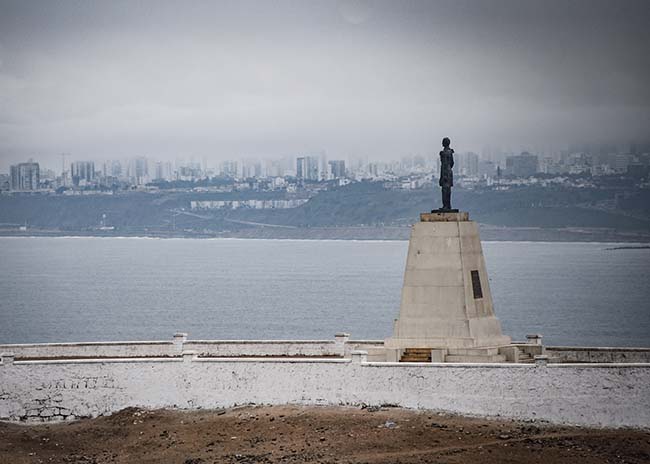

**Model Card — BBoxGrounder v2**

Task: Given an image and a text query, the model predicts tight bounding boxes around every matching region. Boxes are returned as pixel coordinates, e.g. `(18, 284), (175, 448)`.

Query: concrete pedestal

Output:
(385, 212), (510, 358)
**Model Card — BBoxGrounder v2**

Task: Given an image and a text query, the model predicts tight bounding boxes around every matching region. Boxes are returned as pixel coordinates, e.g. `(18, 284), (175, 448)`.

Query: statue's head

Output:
(442, 137), (451, 148)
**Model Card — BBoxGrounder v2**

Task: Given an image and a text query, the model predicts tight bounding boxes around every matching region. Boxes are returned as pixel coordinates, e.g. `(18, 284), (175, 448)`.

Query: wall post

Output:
(534, 354), (549, 367)
(350, 350), (368, 363)
(334, 332), (350, 357)
(173, 332), (188, 353)
(0, 352), (15, 366)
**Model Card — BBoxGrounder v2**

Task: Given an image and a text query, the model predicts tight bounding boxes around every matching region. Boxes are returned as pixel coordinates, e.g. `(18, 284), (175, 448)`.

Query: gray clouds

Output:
(0, 0), (649, 168)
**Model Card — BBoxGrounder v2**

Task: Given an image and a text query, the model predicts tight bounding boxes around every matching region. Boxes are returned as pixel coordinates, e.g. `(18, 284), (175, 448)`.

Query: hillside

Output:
(1, 183), (649, 241)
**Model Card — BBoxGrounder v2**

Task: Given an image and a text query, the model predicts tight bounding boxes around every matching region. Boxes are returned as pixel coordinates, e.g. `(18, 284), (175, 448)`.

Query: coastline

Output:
(1, 225), (649, 243)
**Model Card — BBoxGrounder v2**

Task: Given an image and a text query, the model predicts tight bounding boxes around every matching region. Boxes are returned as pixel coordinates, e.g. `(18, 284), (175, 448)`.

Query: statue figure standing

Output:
(438, 137), (455, 210)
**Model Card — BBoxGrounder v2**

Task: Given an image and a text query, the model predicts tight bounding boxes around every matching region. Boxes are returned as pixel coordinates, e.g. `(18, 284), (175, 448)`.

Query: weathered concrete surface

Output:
(184, 340), (341, 357)
(0, 341), (179, 359)
(547, 346), (650, 363)
(4, 337), (650, 364)
(420, 211), (469, 222)
(386, 212), (510, 351)
(0, 334), (358, 359)
(3, 337), (649, 364)
(1, 355), (648, 428)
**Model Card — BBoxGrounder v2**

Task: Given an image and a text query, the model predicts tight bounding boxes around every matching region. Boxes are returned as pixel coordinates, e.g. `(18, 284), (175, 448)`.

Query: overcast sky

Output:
(1, 0), (649, 169)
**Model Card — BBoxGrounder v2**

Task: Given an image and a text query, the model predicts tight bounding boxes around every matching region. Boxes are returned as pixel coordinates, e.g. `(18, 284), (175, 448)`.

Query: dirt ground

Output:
(1, 405), (649, 464)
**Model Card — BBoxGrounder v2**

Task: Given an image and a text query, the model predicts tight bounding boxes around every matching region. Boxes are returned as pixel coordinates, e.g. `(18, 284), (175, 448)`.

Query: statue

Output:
(438, 137), (455, 211)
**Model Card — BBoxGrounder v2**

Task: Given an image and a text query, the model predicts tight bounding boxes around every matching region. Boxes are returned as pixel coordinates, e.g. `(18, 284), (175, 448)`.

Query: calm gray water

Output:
(0, 237), (649, 347)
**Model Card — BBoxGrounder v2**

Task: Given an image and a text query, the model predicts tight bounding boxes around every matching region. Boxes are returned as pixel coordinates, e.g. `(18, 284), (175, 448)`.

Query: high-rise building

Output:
(478, 160), (496, 178)
(10, 162), (40, 191)
(154, 161), (173, 180)
(71, 161), (95, 186)
(296, 157), (306, 179)
(163, 162), (173, 180)
(110, 160), (122, 178)
(458, 152), (479, 176)
(0, 174), (10, 191)
(240, 159), (262, 179)
(221, 160), (238, 178)
(319, 153), (328, 180)
(296, 156), (319, 180)
(539, 157), (555, 174)
(308, 156), (319, 180)
(155, 162), (164, 181)
(134, 157), (148, 184)
(505, 152), (538, 177)
(328, 160), (346, 179)
(613, 154), (631, 173)
(152, 161), (174, 181)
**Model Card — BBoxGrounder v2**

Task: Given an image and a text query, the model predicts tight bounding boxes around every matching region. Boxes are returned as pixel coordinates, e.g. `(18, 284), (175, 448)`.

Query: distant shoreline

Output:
(0, 225), (649, 243)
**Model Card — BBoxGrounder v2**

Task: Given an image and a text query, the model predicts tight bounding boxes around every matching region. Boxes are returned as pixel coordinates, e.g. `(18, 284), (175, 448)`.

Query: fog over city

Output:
(1, 0), (649, 169)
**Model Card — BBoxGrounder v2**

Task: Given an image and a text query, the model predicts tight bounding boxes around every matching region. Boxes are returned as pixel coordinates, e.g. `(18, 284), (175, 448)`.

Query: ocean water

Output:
(0, 237), (648, 347)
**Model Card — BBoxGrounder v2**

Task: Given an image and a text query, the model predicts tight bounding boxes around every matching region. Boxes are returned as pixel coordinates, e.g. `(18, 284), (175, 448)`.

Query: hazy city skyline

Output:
(1, 0), (649, 170)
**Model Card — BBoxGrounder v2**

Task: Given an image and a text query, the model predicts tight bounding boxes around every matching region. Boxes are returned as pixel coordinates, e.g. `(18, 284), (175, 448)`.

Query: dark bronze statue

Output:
(438, 137), (455, 211)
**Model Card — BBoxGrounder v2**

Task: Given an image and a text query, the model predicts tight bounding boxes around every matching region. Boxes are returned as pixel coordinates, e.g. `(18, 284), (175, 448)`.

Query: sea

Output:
(0, 237), (649, 347)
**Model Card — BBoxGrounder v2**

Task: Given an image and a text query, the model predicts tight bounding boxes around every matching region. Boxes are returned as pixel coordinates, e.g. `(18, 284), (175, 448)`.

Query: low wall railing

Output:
(1, 334), (649, 363)
(0, 333), (386, 361)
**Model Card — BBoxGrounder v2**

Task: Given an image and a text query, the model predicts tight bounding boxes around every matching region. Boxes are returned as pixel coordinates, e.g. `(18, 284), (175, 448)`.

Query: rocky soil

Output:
(1, 405), (649, 463)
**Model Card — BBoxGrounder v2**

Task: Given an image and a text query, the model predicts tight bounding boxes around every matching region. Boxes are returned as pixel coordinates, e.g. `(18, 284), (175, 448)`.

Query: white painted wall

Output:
(1, 354), (648, 428)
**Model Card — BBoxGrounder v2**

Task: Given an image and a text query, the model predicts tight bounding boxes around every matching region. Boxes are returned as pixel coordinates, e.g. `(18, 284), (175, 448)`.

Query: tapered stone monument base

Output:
(385, 212), (510, 361)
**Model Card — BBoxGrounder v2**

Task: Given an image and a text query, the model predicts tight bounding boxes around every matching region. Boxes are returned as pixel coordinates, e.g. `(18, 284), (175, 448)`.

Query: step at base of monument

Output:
(517, 352), (535, 363)
(445, 354), (507, 363)
(399, 347), (508, 363)
(445, 347), (506, 363)
(446, 347), (501, 357)
(400, 348), (431, 363)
